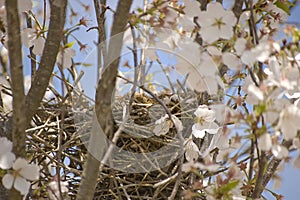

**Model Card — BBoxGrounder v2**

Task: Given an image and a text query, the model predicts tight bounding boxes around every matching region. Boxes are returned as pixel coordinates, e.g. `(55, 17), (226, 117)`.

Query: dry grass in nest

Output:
(1, 82), (210, 199)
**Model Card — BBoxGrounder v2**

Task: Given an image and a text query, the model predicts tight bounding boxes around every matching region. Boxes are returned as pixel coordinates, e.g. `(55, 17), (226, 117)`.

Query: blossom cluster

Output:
(0, 137), (39, 195)
(146, 0), (300, 198)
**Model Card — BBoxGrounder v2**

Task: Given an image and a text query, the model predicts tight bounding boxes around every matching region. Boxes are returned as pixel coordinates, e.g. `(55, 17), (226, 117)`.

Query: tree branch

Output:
(232, 0), (244, 19)
(5, 0), (25, 157)
(25, 0), (67, 123)
(76, 1), (133, 199)
(5, 0), (25, 199)
(251, 152), (267, 199)
(93, 0), (107, 79)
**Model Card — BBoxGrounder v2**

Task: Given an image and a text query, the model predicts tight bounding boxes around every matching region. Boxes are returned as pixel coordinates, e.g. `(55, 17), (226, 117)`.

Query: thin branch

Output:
(251, 151), (267, 199)
(232, 0), (244, 19)
(25, 13), (37, 80)
(93, 0), (107, 80)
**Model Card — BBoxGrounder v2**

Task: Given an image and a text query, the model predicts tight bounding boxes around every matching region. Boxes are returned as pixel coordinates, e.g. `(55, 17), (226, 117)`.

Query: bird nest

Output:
(0, 83), (215, 199)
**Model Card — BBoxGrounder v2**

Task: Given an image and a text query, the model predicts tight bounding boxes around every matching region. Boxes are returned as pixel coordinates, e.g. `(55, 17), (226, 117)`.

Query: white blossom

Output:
(207, 46), (240, 70)
(153, 114), (183, 136)
(235, 38), (279, 66)
(175, 41), (202, 74)
(21, 28), (45, 55)
(0, 137), (15, 169)
(197, 2), (237, 43)
(184, 139), (200, 162)
(179, 0), (201, 32)
(265, 2), (288, 30)
(2, 158), (40, 195)
(57, 48), (76, 69)
(192, 105), (219, 138)
(182, 159), (220, 172)
(258, 133), (272, 152)
(277, 104), (300, 140)
(246, 84), (264, 105)
(271, 145), (288, 159)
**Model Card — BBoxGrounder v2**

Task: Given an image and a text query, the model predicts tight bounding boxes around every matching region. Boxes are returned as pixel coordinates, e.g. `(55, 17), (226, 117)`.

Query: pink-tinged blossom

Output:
(2, 158), (40, 195)
(197, 2), (237, 43)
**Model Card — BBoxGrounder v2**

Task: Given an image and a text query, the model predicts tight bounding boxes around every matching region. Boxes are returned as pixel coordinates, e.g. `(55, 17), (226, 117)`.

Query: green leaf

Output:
(65, 41), (75, 48)
(275, 0), (292, 15)
(82, 63), (93, 67)
(137, 7), (143, 13)
(255, 103), (266, 115)
(220, 180), (240, 193)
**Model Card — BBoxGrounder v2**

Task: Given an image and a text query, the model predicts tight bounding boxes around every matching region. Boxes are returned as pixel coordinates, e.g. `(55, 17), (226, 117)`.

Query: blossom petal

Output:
(0, 137), (13, 154)
(192, 125), (206, 138)
(258, 133), (272, 151)
(0, 152), (15, 169)
(185, 140), (200, 161)
(222, 10), (237, 26)
(32, 37), (45, 55)
(197, 12), (214, 27)
(201, 26), (219, 43)
(19, 164), (40, 181)
(272, 145), (288, 159)
(14, 176), (30, 195)
(222, 52), (240, 69)
(197, 121), (220, 134)
(219, 25), (234, 40)
(246, 84), (264, 105)
(2, 173), (14, 189)
(13, 158), (27, 171)
(183, 0), (201, 17)
(234, 38), (247, 56)
(21, 28), (35, 48)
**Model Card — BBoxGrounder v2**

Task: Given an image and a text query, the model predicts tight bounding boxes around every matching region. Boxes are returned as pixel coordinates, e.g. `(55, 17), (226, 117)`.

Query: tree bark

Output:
(76, 1), (133, 199)
(5, 0), (67, 199)
(25, 0), (67, 123)
(6, 0), (26, 198)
